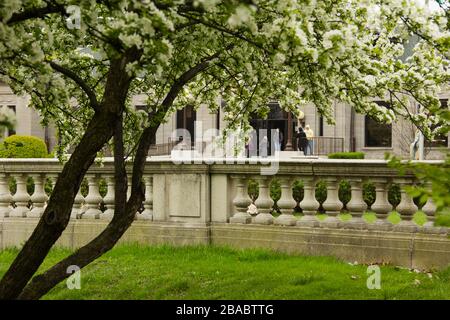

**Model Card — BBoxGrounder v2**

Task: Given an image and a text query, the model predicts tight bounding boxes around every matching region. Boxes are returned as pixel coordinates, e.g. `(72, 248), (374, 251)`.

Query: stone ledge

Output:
(211, 224), (450, 270)
(1, 218), (448, 270)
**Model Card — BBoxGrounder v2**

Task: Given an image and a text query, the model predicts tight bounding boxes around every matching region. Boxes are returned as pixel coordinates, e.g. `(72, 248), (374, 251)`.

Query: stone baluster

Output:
(345, 178), (367, 229)
(394, 178), (418, 232)
(253, 176), (274, 225)
(368, 178), (393, 231)
(230, 175), (252, 224)
(127, 176), (132, 200)
(297, 178), (320, 227)
(422, 182), (437, 228)
(10, 174), (31, 217)
(101, 175), (115, 220)
(136, 175), (153, 220)
(29, 174), (48, 218)
(321, 177), (343, 228)
(47, 174), (58, 195)
(71, 187), (85, 219)
(82, 174), (102, 219)
(274, 177), (297, 226)
(0, 173), (12, 218)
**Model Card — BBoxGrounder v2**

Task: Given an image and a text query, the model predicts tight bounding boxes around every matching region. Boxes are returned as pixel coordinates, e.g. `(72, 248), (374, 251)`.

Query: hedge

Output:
(0, 135), (50, 158)
(1, 135), (52, 198)
(328, 152), (365, 159)
(435, 212), (450, 227)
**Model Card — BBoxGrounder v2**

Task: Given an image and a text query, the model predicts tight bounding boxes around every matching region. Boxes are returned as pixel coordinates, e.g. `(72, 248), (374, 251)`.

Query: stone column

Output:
(254, 176), (274, 225)
(0, 173), (12, 218)
(71, 187), (85, 219)
(422, 183), (436, 228)
(394, 178), (418, 232)
(285, 112), (293, 151)
(297, 177), (320, 227)
(101, 175), (115, 220)
(82, 174), (102, 219)
(274, 177), (297, 226)
(47, 174), (58, 195)
(229, 175), (252, 224)
(137, 175), (153, 220)
(10, 174), (30, 217)
(345, 178), (367, 229)
(127, 176), (132, 200)
(321, 177), (343, 228)
(368, 178), (393, 231)
(29, 174), (48, 218)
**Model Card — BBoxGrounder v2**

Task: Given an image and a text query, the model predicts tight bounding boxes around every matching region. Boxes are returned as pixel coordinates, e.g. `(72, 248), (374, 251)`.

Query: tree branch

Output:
(177, 12), (268, 53)
(15, 46), (227, 300)
(49, 61), (101, 112)
(6, 2), (66, 25)
(0, 49), (141, 300)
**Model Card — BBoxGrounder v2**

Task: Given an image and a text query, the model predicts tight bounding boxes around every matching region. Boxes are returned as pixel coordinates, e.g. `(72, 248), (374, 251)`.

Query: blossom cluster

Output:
(0, 0), (448, 155)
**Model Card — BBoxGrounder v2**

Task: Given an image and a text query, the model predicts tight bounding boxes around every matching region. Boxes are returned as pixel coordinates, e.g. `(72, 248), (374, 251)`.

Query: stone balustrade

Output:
(0, 158), (446, 234)
(210, 159), (445, 234)
(0, 159), (153, 221)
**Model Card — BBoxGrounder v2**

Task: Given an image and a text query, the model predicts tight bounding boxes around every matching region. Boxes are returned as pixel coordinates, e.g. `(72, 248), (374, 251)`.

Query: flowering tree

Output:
(0, 0), (448, 299)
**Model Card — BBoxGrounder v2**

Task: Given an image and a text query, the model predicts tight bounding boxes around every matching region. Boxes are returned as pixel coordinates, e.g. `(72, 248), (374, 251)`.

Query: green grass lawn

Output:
(1, 244), (449, 300)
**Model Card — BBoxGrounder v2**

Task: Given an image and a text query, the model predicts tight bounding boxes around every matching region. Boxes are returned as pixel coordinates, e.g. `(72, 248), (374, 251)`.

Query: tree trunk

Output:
(0, 48), (219, 300)
(0, 50), (139, 300)
(18, 125), (159, 300)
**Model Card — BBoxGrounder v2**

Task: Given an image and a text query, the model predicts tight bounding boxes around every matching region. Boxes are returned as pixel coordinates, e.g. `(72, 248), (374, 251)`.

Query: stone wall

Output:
(0, 158), (448, 270)
(1, 218), (449, 270)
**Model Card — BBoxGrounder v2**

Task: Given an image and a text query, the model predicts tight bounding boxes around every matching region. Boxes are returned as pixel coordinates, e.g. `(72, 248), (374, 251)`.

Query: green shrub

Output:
(245, 177), (403, 214)
(435, 212), (450, 227)
(293, 180), (304, 212)
(80, 178), (108, 198)
(1, 136), (53, 197)
(361, 182), (401, 208)
(363, 182), (376, 207)
(8, 176), (53, 197)
(338, 180), (351, 207)
(315, 180), (327, 211)
(0, 135), (50, 158)
(388, 183), (401, 207)
(248, 179), (259, 202)
(269, 179), (281, 202)
(270, 179), (281, 213)
(292, 180), (304, 203)
(328, 152), (365, 159)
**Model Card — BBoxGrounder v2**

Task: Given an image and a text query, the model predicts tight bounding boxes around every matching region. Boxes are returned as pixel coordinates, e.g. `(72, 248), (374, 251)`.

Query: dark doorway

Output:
(249, 103), (294, 156)
(176, 105), (196, 147)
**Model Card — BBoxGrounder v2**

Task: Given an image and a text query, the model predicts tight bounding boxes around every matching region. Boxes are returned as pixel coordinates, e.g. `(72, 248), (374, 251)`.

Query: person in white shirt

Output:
(304, 125), (314, 155)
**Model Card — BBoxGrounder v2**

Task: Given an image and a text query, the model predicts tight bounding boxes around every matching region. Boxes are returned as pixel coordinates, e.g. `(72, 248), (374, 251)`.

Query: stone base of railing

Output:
(1, 218), (449, 270)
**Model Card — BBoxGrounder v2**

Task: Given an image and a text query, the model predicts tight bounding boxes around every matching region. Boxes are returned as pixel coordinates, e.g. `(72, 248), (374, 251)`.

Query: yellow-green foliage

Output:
(0, 135), (50, 158)
(328, 152), (365, 159)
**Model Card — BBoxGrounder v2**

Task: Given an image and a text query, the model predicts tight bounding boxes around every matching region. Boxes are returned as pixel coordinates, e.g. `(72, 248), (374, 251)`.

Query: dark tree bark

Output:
(10, 51), (222, 300)
(0, 49), (141, 300)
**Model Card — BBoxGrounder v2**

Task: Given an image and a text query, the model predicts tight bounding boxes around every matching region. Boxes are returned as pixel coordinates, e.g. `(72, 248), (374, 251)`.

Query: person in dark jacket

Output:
(296, 127), (308, 155)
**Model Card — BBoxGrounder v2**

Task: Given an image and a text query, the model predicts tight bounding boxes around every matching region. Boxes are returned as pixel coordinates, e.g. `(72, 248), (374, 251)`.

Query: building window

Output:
(216, 108), (220, 131)
(365, 102), (392, 147)
(319, 115), (324, 136)
(6, 105), (16, 136)
(176, 105), (196, 146)
(425, 99), (448, 148)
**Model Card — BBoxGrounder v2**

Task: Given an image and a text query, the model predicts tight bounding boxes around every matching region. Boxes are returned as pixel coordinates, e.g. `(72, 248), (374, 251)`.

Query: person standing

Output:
(272, 128), (281, 152)
(296, 127), (307, 155)
(305, 124), (314, 155)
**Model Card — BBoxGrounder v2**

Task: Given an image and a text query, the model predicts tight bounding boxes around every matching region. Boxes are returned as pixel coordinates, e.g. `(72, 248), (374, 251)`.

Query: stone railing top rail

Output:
(0, 157), (444, 178)
(0, 157), (444, 163)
